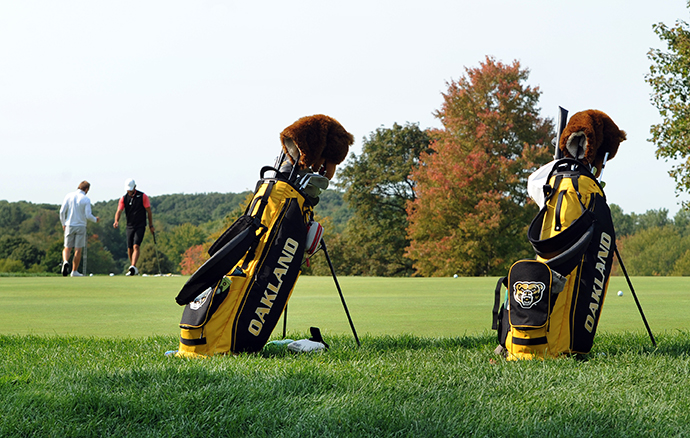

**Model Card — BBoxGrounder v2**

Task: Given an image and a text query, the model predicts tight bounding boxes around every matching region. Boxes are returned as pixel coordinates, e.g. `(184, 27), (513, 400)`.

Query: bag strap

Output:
(492, 276), (508, 330)
(239, 180), (276, 270)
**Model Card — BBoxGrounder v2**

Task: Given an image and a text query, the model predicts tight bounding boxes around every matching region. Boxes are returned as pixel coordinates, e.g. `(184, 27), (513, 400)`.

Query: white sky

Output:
(1, 1), (688, 217)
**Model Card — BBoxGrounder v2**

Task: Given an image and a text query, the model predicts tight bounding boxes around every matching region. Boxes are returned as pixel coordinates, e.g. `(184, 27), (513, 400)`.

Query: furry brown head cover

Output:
(559, 109), (626, 177)
(280, 114), (354, 180)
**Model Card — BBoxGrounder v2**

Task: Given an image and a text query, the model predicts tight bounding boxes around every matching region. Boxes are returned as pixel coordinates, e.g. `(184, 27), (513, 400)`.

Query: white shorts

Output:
(64, 226), (87, 248)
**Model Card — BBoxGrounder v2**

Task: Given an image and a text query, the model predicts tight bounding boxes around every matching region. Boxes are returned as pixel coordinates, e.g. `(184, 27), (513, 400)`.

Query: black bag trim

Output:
(492, 276), (507, 330)
(208, 215), (257, 257)
(180, 337), (207, 346)
(511, 336), (547, 346)
(179, 277), (231, 329)
(528, 159), (602, 274)
(507, 260), (553, 329)
(175, 225), (258, 306)
(230, 196), (308, 353)
(175, 181), (278, 306)
(554, 190), (566, 231)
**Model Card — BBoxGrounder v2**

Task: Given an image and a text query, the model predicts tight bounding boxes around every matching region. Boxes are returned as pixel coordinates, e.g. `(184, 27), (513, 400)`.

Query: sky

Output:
(1, 0), (689, 218)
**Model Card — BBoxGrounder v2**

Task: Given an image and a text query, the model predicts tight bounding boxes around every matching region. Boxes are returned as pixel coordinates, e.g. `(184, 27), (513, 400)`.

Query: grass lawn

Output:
(0, 275), (686, 339)
(0, 276), (689, 437)
(1, 332), (689, 437)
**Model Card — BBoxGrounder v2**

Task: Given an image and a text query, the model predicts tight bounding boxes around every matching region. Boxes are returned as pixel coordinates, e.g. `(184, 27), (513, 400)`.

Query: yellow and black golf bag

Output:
(492, 158), (616, 360)
(174, 167), (316, 357)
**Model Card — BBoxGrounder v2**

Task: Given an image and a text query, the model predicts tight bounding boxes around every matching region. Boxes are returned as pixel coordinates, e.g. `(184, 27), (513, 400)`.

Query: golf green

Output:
(0, 275), (686, 338)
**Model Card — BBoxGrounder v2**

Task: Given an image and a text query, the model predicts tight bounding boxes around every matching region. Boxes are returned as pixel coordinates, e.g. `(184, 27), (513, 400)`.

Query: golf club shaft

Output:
(554, 106), (568, 160)
(614, 246), (656, 347)
(321, 238), (360, 346)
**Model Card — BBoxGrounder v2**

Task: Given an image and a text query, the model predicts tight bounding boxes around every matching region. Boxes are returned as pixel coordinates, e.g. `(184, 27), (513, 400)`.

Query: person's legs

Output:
(72, 248), (82, 271)
(62, 247), (72, 263)
(70, 227), (87, 276)
(131, 244), (140, 267)
(126, 227), (145, 275)
(62, 246), (72, 276)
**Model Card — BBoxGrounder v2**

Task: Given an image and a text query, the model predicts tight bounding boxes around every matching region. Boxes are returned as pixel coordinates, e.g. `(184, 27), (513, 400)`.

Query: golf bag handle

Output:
(260, 166), (286, 180)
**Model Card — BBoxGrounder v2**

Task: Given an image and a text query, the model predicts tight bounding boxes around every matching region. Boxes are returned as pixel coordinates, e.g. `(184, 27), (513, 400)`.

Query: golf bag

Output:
(174, 166), (317, 356)
(492, 158), (616, 359)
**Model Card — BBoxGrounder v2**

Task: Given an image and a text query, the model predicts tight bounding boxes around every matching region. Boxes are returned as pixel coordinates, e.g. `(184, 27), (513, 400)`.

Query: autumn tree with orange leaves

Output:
(406, 57), (554, 277)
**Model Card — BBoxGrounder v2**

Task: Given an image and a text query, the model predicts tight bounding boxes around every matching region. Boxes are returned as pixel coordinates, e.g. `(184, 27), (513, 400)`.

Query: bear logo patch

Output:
(513, 282), (546, 309)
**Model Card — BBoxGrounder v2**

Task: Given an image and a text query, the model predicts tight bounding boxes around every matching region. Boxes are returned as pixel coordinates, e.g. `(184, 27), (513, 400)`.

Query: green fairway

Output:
(0, 275), (686, 339)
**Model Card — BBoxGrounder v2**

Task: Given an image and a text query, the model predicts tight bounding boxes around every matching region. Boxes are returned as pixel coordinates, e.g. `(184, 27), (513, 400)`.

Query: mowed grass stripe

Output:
(0, 276), (686, 338)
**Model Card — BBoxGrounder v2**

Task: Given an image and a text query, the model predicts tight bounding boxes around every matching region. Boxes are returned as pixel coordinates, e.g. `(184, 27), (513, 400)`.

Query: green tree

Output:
(633, 208), (670, 232)
(0, 258), (25, 273)
(82, 235), (117, 275)
(618, 225), (690, 275)
(0, 202), (28, 230)
(42, 239), (65, 274)
(674, 208), (690, 236)
(9, 243), (45, 270)
(158, 223), (206, 270)
(406, 57), (554, 276)
(335, 123), (431, 276)
(672, 249), (690, 275)
(138, 242), (175, 275)
(647, 9), (690, 208)
(610, 204), (635, 236)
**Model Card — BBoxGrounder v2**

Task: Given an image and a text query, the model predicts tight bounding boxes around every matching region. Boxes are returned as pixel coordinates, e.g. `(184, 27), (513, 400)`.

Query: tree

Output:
(179, 243), (211, 275)
(336, 123), (431, 276)
(406, 57), (554, 277)
(157, 223), (207, 269)
(610, 204), (635, 236)
(634, 208), (671, 232)
(0, 258), (25, 273)
(647, 10), (690, 208)
(618, 225), (690, 275)
(0, 202), (28, 230)
(138, 242), (175, 275)
(672, 249), (690, 275)
(674, 208), (690, 236)
(82, 235), (117, 275)
(9, 243), (45, 270)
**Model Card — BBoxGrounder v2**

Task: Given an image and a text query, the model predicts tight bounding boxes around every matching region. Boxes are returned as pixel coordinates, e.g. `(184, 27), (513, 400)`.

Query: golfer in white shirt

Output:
(59, 181), (100, 277)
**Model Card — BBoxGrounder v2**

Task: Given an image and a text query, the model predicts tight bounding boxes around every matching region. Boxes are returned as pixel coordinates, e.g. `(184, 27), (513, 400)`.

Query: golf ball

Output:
(109, 273), (114, 277)
(453, 274), (458, 278)
(617, 291), (623, 297)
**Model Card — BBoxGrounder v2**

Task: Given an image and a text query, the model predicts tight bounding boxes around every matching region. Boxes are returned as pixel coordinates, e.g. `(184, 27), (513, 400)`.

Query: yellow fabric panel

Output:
(540, 176), (602, 240)
(505, 328), (548, 361)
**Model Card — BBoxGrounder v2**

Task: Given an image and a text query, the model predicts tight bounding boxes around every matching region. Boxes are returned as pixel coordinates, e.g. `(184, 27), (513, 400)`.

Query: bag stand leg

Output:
(282, 304), (288, 339)
(615, 246), (656, 348)
(321, 238), (361, 346)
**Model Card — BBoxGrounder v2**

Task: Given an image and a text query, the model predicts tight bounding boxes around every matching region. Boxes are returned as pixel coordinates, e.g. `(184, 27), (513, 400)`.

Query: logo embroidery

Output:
(513, 282), (546, 309)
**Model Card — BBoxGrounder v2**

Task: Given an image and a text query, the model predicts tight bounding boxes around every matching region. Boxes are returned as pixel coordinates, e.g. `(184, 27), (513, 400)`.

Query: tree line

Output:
(2, 186), (689, 277)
